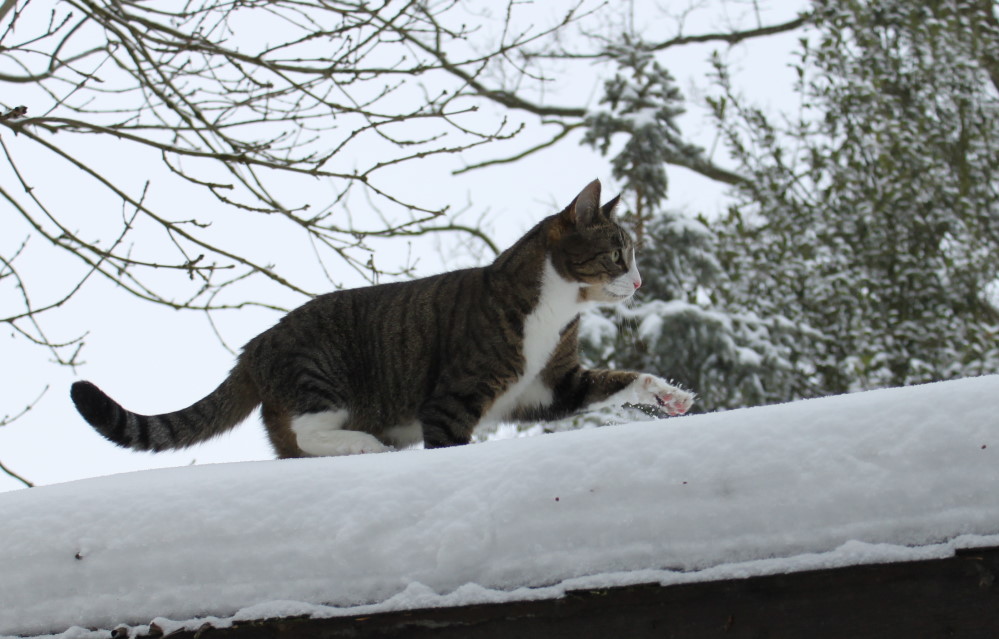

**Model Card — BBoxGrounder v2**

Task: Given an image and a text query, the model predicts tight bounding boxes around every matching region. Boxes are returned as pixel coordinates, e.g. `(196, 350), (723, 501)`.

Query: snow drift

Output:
(2, 375), (998, 637)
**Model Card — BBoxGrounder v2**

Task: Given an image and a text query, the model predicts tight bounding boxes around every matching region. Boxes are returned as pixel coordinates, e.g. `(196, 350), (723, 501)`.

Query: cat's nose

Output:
(633, 278), (642, 290)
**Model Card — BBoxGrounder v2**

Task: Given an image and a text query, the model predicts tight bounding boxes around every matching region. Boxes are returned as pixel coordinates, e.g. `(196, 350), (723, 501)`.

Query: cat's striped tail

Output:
(70, 365), (260, 452)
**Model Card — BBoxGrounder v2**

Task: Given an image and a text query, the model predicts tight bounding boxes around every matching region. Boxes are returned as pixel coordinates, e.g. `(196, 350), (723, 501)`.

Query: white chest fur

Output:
(481, 259), (589, 424)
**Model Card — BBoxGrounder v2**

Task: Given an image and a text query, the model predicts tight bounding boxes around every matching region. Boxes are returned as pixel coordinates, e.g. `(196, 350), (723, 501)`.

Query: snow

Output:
(620, 106), (660, 129)
(2, 375), (998, 638)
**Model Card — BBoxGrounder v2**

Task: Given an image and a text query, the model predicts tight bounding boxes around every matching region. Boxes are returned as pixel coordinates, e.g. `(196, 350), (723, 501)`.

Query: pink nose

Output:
(633, 278), (642, 290)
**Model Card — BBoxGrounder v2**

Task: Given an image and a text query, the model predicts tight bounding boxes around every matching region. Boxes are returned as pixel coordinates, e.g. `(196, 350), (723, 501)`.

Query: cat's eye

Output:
(610, 249), (622, 263)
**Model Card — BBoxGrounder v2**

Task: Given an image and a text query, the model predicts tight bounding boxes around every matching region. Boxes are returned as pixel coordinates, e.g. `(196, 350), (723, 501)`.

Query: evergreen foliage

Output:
(578, 0), (999, 419)
(577, 41), (808, 413)
(582, 42), (703, 237)
(711, 0), (999, 395)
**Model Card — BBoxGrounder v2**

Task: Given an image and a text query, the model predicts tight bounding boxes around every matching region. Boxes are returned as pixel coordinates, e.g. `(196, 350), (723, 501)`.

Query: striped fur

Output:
(71, 180), (693, 458)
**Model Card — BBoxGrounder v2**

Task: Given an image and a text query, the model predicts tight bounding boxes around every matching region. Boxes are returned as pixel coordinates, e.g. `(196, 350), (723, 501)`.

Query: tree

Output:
(2, 0), (541, 345)
(548, 0), (999, 415)
(567, 14), (810, 414)
(708, 0), (999, 397)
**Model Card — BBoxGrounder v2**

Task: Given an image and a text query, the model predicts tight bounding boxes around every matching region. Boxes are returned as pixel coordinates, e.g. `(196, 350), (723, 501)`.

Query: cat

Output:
(71, 180), (694, 458)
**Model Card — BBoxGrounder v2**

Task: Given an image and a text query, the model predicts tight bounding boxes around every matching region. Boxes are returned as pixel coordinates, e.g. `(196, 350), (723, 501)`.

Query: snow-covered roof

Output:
(2, 376), (998, 638)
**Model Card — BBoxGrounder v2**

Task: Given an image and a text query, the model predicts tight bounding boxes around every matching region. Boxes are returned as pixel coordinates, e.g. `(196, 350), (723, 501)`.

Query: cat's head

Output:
(549, 180), (642, 303)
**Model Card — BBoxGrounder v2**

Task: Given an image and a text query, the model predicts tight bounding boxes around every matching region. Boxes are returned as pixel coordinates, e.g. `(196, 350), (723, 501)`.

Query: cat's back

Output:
(244, 263), (514, 365)
(301, 264), (492, 332)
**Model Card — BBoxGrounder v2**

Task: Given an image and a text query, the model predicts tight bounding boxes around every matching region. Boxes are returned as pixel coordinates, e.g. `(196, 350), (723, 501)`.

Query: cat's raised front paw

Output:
(636, 374), (694, 416)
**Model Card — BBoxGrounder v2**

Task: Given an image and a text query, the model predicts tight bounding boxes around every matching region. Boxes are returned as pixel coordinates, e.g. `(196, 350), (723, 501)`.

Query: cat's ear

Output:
(563, 179), (603, 228)
(601, 194), (621, 220)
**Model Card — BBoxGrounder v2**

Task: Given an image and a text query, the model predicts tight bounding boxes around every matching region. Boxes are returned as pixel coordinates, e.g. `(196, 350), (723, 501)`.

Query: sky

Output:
(2, 374), (997, 637)
(0, 1), (810, 492)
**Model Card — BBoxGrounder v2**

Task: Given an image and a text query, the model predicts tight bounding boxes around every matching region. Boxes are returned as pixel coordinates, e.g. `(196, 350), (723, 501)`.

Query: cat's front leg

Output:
(623, 374), (695, 416)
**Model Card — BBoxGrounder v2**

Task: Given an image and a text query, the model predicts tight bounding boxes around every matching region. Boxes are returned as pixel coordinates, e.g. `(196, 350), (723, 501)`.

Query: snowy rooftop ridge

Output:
(2, 375), (998, 638)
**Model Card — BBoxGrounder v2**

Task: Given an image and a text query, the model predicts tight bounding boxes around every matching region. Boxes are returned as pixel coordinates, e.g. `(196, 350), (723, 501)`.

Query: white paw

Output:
(297, 429), (390, 457)
(336, 435), (391, 456)
(633, 374), (695, 416)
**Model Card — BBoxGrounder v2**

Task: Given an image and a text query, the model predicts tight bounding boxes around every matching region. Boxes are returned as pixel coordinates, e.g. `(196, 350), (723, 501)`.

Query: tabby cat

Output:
(71, 180), (694, 458)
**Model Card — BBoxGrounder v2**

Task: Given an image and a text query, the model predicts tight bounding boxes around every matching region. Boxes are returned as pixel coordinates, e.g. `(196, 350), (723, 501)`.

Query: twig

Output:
(647, 13), (810, 52)
(0, 0), (17, 26)
(0, 460), (34, 488)
(0, 385), (48, 489)
(454, 123), (582, 175)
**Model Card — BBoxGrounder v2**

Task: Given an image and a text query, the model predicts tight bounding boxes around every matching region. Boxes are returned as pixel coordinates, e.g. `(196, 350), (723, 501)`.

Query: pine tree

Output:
(576, 42), (806, 414)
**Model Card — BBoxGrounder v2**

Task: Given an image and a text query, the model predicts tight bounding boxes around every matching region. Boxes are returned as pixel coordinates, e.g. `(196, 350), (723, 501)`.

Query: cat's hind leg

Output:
(261, 403), (303, 459)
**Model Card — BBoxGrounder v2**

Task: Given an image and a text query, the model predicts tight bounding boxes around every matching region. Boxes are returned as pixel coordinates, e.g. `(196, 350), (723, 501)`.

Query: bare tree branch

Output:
(2, 1), (531, 329)
(403, 3), (761, 185)
(0, 460), (33, 488)
(0, 385), (47, 489)
(454, 122), (583, 175)
(0, 0), (17, 26)
(524, 13), (810, 59)
(646, 13), (810, 53)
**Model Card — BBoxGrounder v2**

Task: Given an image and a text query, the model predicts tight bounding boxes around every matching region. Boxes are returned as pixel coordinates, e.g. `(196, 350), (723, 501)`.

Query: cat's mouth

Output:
(607, 289), (637, 302)
(582, 285), (636, 303)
